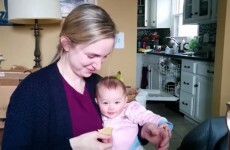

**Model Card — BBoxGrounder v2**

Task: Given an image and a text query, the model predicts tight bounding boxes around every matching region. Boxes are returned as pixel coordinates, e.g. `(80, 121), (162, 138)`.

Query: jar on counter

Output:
(142, 42), (146, 49)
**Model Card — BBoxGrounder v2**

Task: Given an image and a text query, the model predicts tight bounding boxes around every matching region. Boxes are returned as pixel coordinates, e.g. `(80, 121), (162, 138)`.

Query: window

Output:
(171, 0), (198, 37)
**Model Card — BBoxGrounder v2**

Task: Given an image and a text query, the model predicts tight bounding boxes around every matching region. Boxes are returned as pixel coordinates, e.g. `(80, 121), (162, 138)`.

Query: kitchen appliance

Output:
(145, 57), (181, 101)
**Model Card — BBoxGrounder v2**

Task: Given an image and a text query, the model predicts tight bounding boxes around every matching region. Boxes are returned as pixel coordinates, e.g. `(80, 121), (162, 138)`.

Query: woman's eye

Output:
(87, 55), (95, 59)
(103, 55), (108, 59)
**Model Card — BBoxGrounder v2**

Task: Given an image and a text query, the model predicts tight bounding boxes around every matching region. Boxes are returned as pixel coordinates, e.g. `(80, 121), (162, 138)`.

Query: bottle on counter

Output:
(142, 42), (146, 49)
(180, 38), (185, 51)
(137, 41), (141, 49)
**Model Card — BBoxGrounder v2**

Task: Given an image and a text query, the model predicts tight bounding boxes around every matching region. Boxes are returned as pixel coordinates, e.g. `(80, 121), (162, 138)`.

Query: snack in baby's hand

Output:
(98, 127), (113, 135)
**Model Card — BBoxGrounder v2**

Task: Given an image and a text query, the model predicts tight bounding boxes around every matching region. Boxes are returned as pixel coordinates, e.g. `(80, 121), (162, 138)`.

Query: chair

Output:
(177, 116), (228, 150)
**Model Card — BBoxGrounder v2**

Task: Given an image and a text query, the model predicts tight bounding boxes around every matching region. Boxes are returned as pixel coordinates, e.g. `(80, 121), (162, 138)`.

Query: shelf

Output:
(137, 89), (179, 102)
(147, 89), (179, 101)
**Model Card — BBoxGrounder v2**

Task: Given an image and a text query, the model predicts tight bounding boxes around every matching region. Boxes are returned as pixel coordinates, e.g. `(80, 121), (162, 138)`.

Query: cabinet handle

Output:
(183, 81), (189, 85)
(182, 101), (188, 106)
(184, 65), (190, 69)
(207, 70), (214, 74)
(194, 84), (198, 87)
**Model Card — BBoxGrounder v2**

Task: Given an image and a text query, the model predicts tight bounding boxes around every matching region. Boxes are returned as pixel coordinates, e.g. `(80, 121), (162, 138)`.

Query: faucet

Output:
(166, 37), (179, 54)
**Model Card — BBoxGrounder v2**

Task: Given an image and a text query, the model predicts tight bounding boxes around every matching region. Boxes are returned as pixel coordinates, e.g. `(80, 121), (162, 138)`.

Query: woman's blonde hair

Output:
(52, 4), (117, 63)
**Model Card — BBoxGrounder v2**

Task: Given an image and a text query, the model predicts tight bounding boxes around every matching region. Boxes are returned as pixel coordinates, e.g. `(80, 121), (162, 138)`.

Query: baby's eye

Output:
(115, 101), (120, 104)
(103, 102), (108, 105)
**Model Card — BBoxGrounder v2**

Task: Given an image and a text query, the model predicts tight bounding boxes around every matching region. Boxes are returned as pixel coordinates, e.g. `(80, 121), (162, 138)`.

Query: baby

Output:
(95, 76), (173, 150)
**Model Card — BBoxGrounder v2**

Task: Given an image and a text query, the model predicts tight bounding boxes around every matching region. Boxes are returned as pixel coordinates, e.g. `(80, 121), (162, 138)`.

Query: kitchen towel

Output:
(141, 66), (148, 89)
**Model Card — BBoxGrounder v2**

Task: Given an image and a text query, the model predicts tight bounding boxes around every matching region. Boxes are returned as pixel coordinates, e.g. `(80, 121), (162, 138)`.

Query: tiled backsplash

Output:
(137, 23), (217, 56)
(196, 23), (217, 58)
(198, 23), (217, 44)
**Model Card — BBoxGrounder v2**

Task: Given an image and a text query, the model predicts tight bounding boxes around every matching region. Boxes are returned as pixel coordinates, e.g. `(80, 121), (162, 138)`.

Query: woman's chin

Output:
(82, 71), (93, 77)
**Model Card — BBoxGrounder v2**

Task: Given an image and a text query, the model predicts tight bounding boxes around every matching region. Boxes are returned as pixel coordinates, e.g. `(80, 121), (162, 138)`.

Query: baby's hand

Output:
(158, 123), (172, 138)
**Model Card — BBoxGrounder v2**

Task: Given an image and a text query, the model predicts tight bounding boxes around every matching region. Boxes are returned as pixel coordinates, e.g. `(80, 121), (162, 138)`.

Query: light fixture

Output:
(8, 0), (62, 68)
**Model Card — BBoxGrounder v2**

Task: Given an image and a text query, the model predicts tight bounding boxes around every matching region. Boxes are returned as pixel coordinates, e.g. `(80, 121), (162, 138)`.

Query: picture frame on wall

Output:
(60, 0), (97, 17)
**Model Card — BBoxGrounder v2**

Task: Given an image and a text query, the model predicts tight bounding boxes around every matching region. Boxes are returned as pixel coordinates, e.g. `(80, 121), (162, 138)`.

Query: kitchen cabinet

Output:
(183, 0), (217, 24)
(137, 0), (171, 28)
(136, 53), (144, 88)
(137, 0), (146, 27)
(179, 59), (214, 123)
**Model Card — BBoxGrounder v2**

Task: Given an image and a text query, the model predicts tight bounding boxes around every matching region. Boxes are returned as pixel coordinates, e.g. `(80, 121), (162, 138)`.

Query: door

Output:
(194, 75), (213, 122)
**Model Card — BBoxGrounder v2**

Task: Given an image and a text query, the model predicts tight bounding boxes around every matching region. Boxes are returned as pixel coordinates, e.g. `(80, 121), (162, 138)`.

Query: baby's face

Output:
(96, 86), (127, 119)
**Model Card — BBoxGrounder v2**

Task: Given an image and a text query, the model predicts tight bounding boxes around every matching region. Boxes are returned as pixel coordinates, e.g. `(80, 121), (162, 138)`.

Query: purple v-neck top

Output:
(62, 77), (103, 136)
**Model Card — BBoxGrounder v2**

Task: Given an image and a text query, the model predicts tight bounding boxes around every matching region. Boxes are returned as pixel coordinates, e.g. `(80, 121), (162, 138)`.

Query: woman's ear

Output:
(60, 36), (71, 52)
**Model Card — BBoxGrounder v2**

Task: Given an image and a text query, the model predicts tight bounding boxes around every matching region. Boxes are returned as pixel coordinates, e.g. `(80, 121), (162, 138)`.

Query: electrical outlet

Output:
(203, 33), (209, 43)
(115, 32), (124, 49)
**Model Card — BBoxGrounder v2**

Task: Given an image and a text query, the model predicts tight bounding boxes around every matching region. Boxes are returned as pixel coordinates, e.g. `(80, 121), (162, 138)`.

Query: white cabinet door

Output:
(138, 0), (171, 28)
(183, 0), (213, 24)
(194, 75), (213, 122)
(137, 0), (149, 27)
(180, 59), (214, 123)
(180, 91), (194, 117)
(211, 0), (217, 22)
(150, 0), (171, 28)
(181, 59), (197, 73)
(180, 72), (196, 94)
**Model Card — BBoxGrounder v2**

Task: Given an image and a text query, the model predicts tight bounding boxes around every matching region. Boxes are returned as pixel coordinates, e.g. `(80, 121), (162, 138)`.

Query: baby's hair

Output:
(96, 76), (127, 98)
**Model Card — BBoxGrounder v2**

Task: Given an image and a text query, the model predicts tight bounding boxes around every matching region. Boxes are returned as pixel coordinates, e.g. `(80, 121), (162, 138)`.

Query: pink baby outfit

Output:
(102, 101), (165, 150)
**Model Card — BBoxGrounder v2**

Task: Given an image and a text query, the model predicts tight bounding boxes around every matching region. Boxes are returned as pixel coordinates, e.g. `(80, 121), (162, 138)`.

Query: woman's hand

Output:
(69, 131), (113, 150)
(141, 123), (171, 150)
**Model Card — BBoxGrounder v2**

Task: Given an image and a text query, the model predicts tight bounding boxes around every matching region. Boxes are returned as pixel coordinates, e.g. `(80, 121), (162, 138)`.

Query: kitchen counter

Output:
(138, 51), (214, 62)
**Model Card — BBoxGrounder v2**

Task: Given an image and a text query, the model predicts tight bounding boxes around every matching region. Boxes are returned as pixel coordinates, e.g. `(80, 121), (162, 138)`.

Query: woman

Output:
(2, 4), (170, 150)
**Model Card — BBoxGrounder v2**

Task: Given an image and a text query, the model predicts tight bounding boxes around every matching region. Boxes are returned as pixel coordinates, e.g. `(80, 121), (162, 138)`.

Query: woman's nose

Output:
(92, 60), (102, 70)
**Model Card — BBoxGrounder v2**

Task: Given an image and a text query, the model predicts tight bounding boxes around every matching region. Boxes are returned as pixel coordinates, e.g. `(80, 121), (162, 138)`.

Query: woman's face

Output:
(63, 38), (114, 78)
